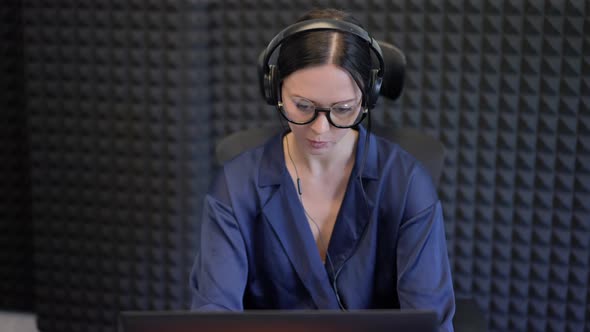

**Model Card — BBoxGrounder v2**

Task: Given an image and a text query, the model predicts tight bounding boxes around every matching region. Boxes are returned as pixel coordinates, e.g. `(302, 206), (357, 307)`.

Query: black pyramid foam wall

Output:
(24, 0), (211, 331)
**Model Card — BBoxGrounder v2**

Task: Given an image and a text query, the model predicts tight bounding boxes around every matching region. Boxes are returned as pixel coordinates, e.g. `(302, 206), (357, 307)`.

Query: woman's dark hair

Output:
(276, 8), (373, 103)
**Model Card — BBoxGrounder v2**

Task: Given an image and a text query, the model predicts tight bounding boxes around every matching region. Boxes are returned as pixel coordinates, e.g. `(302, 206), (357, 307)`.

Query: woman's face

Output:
(281, 64), (363, 157)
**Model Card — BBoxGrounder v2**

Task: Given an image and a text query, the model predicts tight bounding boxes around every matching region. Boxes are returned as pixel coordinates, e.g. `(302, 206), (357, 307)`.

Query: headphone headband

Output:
(259, 18), (385, 109)
(262, 19), (384, 74)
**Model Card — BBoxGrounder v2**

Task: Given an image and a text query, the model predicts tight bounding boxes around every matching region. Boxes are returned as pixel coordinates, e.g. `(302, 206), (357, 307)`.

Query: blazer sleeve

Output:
(396, 166), (456, 332)
(190, 171), (248, 311)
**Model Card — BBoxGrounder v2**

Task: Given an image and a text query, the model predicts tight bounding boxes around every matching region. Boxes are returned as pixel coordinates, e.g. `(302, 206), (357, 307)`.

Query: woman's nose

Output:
(309, 112), (331, 133)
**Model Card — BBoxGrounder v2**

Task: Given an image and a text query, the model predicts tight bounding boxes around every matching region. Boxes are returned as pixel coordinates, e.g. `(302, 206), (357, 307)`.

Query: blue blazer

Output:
(190, 126), (455, 331)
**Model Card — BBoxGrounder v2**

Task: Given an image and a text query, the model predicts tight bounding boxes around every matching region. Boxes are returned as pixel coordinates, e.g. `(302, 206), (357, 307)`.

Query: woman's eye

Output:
(295, 102), (314, 112)
(333, 105), (353, 113)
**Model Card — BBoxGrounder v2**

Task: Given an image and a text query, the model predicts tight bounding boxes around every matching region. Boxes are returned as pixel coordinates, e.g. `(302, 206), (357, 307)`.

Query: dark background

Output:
(1, 0), (588, 331)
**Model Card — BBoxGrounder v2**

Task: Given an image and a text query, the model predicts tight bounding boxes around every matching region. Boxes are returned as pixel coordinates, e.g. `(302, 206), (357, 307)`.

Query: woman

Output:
(190, 8), (455, 331)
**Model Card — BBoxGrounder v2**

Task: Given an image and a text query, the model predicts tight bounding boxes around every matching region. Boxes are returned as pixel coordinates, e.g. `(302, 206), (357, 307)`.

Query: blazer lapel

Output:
(261, 180), (341, 309)
(327, 125), (378, 273)
(326, 176), (373, 273)
(258, 132), (340, 309)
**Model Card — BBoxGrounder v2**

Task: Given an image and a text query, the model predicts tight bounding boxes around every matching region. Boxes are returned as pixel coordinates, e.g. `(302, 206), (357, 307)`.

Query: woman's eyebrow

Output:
(289, 94), (358, 105)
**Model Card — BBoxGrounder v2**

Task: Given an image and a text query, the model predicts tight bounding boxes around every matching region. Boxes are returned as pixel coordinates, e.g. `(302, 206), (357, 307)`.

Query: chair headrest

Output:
(377, 40), (406, 101)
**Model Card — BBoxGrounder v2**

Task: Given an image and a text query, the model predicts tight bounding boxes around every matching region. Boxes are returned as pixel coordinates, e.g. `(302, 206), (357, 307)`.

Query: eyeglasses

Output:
(278, 97), (367, 128)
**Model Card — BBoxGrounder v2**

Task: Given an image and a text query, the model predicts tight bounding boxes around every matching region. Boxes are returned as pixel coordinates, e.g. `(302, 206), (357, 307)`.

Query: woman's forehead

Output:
(282, 64), (362, 102)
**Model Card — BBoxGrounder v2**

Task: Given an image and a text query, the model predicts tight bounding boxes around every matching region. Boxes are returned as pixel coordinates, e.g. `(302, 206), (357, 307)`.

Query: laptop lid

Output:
(119, 309), (438, 332)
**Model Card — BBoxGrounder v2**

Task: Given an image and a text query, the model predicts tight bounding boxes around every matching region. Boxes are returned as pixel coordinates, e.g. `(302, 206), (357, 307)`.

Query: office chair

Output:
(214, 40), (486, 332)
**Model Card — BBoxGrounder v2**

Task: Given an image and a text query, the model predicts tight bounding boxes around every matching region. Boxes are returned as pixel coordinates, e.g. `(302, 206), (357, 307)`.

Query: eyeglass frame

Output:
(276, 95), (368, 129)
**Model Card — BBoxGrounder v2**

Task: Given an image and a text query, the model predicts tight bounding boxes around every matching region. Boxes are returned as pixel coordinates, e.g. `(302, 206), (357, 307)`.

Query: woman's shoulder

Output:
(216, 131), (284, 198)
(370, 131), (426, 177)
(369, 131), (439, 215)
(210, 132), (284, 220)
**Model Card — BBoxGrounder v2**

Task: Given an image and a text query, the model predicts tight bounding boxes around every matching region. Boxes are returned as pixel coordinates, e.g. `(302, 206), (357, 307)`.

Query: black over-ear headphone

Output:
(258, 18), (385, 110)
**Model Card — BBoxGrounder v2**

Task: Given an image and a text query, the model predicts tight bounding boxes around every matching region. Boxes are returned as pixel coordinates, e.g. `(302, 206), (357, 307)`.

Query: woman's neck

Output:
(285, 130), (358, 177)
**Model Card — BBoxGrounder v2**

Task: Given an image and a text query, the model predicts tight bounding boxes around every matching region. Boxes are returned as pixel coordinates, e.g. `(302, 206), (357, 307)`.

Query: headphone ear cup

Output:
(258, 50), (271, 104)
(263, 65), (279, 105)
(367, 69), (382, 109)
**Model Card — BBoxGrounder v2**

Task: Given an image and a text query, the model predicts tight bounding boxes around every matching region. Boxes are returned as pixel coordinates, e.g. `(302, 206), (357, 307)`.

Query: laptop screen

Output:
(119, 309), (438, 332)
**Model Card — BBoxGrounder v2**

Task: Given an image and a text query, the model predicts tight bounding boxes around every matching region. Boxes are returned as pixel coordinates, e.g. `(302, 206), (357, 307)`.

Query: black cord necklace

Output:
(284, 134), (347, 310)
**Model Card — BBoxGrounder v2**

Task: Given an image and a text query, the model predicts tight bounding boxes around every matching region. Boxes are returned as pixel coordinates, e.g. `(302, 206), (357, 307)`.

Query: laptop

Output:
(119, 309), (438, 332)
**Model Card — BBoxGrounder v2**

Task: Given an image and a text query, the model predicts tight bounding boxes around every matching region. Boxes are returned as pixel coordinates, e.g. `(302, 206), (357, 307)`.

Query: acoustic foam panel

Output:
(24, 0), (211, 331)
(209, 1), (590, 331)
(0, 0), (34, 312)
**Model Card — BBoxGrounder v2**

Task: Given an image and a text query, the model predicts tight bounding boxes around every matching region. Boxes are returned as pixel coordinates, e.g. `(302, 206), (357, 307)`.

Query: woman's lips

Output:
(307, 139), (329, 149)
